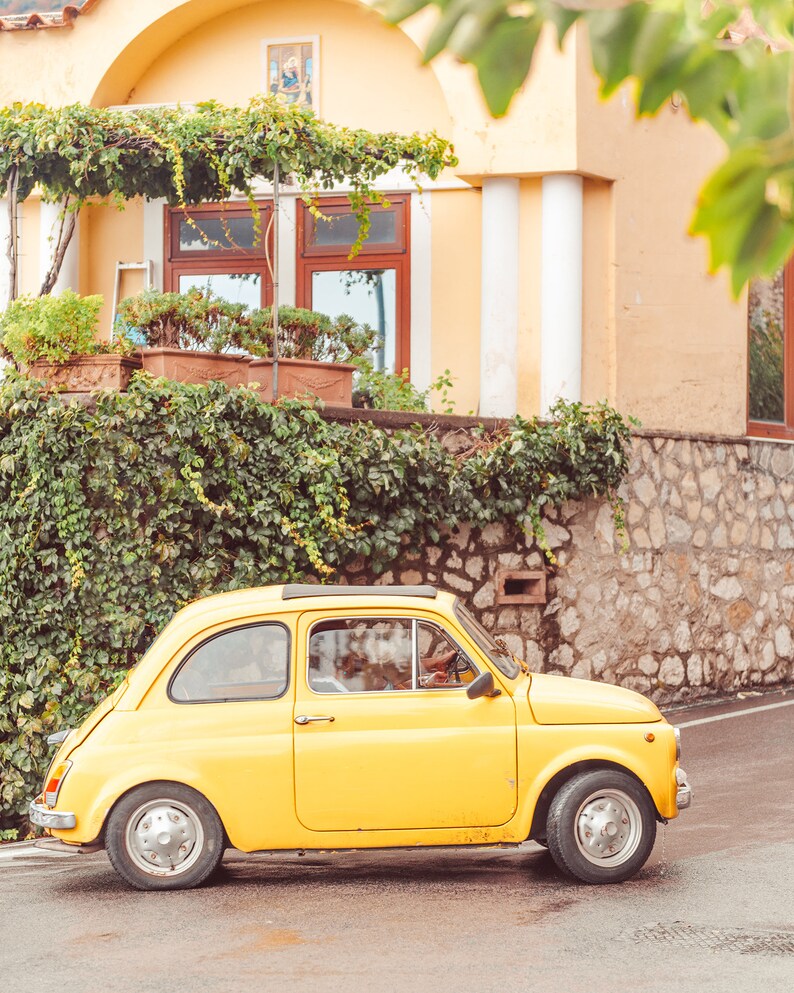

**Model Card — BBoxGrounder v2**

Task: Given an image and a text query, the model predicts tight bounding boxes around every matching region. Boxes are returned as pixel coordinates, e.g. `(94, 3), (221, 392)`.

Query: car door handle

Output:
(294, 715), (335, 725)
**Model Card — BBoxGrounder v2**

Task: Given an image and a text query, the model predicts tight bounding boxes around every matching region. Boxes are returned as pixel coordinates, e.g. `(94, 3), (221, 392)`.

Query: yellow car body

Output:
(30, 584), (691, 890)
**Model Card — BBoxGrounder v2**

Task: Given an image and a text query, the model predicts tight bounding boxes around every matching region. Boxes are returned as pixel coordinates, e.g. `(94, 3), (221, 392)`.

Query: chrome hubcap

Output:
(574, 789), (642, 867)
(125, 799), (203, 876)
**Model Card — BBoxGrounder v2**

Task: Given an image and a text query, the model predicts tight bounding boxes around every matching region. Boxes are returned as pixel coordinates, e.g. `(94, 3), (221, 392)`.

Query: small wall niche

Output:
(496, 570), (547, 605)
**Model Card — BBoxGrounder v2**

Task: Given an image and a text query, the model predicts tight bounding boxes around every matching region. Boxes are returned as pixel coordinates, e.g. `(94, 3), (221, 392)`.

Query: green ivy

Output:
(0, 98), (457, 260)
(0, 374), (632, 832)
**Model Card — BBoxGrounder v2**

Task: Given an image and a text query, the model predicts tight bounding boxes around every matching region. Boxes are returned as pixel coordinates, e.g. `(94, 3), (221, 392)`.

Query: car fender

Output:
(51, 761), (228, 847)
(513, 728), (677, 839)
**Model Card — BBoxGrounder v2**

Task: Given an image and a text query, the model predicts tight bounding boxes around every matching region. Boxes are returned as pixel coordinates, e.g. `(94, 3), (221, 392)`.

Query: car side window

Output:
(308, 618), (413, 693)
(170, 622), (290, 703)
(307, 617), (478, 694)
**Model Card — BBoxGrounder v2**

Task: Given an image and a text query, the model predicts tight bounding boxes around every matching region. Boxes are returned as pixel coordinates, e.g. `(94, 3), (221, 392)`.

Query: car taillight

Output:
(44, 761), (72, 807)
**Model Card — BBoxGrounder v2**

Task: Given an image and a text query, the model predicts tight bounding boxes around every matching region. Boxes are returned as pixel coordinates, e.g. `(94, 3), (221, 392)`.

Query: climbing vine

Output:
(0, 97), (457, 298)
(0, 374), (632, 834)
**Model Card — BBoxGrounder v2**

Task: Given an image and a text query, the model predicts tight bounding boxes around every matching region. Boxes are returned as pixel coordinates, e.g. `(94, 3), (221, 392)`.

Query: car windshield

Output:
(454, 601), (520, 679)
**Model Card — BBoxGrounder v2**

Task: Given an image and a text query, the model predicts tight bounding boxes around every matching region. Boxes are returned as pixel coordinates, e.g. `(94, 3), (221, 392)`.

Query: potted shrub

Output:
(242, 307), (376, 406)
(0, 290), (141, 392)
(114, 289), (252, 387)
(116, 291), (376, 406)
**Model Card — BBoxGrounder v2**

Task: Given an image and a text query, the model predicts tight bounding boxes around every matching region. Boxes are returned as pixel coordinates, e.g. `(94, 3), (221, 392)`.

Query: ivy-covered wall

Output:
(0, 374), (631, 834)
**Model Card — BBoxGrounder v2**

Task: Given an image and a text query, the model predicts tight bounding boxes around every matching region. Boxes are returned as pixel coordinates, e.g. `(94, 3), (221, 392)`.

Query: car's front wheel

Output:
(106, 782), (224, 891)
(545, 770), (657, 884)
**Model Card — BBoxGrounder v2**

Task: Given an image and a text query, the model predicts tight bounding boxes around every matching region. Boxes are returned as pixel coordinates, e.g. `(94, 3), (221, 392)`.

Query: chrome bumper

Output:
(29, 801), (76, 830)
(676, 767), (692, 810)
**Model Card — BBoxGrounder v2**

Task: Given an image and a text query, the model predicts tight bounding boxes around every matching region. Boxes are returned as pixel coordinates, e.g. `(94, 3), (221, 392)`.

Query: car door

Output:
(292, 611), (518, 832)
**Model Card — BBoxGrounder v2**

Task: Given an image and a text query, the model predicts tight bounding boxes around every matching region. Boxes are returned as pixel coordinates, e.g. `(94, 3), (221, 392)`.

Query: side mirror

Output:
(466, 671), (499, 699)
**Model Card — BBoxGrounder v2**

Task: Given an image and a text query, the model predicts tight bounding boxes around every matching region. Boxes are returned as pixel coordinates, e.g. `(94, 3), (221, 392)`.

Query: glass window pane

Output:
(749, 272), (785, 422)
(311, 269), (397, 371)
(178, 214), (259, 253)
(311, 211), (396, 248)
(308, 618), (413, 693)
(171, 624), (289, 702)
(179, 273), (262, 310)
(417, 621), (478, 689)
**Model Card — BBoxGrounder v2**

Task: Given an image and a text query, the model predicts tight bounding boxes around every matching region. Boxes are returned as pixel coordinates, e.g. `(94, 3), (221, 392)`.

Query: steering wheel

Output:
(444, 650), (467, 684)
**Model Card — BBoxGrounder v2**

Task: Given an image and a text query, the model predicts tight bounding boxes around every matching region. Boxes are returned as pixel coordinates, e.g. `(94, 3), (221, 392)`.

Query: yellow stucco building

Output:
(1, 0), (747, 433)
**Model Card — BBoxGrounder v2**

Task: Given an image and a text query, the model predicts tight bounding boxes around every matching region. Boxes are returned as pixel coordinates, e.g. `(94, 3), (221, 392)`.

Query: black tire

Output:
(106, 782), (225, 891)
(545, 770), (657, 884)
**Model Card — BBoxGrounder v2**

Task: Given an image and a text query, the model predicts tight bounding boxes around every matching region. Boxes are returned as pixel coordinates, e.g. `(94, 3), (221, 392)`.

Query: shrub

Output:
(114, 288), (250, 353)
(352, 361), (456, 413)
(115, 290), (378, 362)
(1, 291), (132, 366)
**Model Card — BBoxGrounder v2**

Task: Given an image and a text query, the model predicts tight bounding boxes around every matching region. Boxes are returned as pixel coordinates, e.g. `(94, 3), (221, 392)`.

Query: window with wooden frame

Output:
(164, 202), (274, 310)
(296, 196), (410, 374)
(748, 258), (794, 440)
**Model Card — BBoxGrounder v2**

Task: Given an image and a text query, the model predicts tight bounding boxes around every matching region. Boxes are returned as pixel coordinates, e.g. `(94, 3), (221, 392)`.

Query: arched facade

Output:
(1, 0), (747, 431)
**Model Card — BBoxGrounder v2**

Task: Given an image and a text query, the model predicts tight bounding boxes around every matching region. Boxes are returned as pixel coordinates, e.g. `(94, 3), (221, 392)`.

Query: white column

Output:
(143, 197), (166, 291)
(0, 197), (9, 307)
(410, 191), (432, 392)
(39, 199), (80, 293)
(540, 174), (583, 415)
(480, 177), (519, 417)
(277, 195), (297, 306)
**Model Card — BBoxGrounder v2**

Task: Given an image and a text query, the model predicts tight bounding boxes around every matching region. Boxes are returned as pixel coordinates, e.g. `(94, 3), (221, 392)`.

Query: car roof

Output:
(164, 583), (455, 638)
(282, 583), (437, 600)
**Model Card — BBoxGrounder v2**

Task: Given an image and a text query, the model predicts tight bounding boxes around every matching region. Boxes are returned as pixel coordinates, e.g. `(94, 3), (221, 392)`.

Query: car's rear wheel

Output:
(106, 782), (224, 891)
(545, 770), (657, 884)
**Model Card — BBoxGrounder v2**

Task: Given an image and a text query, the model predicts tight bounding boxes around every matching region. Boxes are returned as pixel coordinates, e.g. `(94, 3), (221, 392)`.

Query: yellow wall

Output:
(81, 199), (146, 339)
(581, 178), (615, 407)
(574, 40), (746, 433)
(123, 0), (451, 136)
(430, 189), (481, 416)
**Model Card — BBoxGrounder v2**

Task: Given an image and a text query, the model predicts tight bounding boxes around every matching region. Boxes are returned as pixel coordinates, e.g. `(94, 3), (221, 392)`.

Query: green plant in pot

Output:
(117, 289), (378, 405)
(0, 290), (140, 392)
(114, 287), (254, 388)
(240, 306), (377, 407)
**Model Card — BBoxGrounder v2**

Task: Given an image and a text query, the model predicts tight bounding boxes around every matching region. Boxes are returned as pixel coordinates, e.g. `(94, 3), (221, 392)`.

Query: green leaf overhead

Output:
(377, 0), (794, 290)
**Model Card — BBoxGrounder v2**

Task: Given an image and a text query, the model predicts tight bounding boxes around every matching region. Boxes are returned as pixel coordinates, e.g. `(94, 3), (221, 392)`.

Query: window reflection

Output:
(178, 216), (259, 253)
(748, 271), (785, 423)
(179, 273), (262, 310)
(311, 211), (396, 248)
(311, 269), (396, 371)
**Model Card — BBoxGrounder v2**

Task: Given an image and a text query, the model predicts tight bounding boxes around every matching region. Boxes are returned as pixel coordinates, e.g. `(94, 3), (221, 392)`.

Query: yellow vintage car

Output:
(30, 584), (691, 890)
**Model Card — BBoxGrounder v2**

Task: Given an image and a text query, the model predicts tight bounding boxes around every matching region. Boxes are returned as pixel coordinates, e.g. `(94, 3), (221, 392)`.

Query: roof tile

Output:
(0, 1), (98, 32)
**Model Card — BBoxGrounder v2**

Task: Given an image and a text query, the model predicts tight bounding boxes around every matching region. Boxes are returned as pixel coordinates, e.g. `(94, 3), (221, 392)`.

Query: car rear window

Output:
(169, 622), (290, 703)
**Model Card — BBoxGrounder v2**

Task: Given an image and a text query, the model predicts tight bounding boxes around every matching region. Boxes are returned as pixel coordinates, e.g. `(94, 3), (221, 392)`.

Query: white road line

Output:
(675, 698), (794, 728)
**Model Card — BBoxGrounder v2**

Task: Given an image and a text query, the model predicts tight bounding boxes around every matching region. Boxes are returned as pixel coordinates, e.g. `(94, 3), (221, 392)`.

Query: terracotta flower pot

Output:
(248, 357), (355, 407)
(29, 354), (143, 392)
(138, 347), (252, 387)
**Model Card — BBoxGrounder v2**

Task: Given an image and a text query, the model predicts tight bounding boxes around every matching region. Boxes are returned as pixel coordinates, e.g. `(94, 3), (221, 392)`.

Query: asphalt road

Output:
(1, 690), (793, 993)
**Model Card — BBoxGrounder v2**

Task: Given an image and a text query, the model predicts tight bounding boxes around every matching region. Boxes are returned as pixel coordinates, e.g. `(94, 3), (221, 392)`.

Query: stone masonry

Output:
(337, 425), (794, 706)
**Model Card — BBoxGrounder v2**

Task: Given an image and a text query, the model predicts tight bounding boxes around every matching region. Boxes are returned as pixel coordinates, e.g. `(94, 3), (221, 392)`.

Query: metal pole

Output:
(272, 161), (280, 401)
(6, 166), (19, 309)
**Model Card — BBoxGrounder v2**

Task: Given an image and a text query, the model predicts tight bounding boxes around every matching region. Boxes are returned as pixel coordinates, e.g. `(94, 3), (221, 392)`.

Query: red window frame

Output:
(164, 202), (274, 309)
(748, 258), (794, 440)
(296, 196), (411, 374)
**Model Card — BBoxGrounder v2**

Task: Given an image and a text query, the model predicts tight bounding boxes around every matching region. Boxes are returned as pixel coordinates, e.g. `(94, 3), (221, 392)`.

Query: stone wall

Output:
(337, 423), (794, 705)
